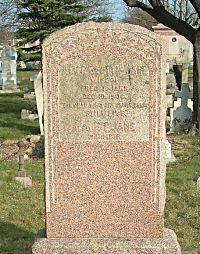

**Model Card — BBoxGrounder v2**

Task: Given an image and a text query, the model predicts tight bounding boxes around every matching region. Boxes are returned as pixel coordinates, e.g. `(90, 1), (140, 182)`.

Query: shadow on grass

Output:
(0, 119), (39, 135)
(0, 222), (34, 254)
(0, 94), (34, 115)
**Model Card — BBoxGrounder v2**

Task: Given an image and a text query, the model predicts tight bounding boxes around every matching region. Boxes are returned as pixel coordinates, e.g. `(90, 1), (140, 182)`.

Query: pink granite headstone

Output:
(32, 22), (181, 254)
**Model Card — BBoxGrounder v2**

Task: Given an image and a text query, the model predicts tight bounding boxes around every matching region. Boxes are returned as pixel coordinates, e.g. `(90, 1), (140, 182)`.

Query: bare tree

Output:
(123, 8), (158, 30)
(0, 0), (18, 45)
(81, 0), (113, 20)
(122, 0), (200, 133)
(0, 0), (18, 29)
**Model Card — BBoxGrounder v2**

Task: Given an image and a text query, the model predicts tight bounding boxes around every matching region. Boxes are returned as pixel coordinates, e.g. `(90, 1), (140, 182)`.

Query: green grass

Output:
(17, 70), (33, 80)
(0, 93), (39, 141)
(0, 160), (45, 254)
(165, 135), (200, 251)
(18, 80), (34, 92)
(17, 70), (36, 92)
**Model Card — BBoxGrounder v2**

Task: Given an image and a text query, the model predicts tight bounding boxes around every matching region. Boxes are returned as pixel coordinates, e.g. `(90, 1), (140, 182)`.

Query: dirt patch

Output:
(0, 135), (44, 161)
(0, 140), (18, 161)
(167, 135), (191, 152)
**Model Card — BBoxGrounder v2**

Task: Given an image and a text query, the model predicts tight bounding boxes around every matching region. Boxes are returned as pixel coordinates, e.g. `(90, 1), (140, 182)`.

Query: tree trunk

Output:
(174, 0), (177, 16)
(180, 0), (184, 20)
(173, 64), (182, 90)
(190, 30), (200, 134)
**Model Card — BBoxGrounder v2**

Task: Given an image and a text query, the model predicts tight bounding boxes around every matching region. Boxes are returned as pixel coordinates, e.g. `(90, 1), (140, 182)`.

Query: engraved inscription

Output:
(59, 55), (150, 141)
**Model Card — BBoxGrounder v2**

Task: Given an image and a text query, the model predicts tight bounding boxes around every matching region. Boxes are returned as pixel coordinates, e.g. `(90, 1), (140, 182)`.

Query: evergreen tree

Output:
(16, 0), (86, 62)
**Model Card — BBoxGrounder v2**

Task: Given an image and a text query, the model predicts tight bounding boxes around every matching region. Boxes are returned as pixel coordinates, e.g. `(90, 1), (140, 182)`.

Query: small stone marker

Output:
(165, 140), (176, 163)
(17, 141), (26, 177)
(15, 141), (32, 187)
(170, 83), (193, 133)
(21, 109), (31, 119)
(21, 109), (38, 120)
(23, 92), (36, 99)
(32, 22), (181, 254)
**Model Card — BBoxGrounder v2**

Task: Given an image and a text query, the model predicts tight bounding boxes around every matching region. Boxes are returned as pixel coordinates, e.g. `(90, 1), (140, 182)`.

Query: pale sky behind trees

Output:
(109, 0), (127, 20)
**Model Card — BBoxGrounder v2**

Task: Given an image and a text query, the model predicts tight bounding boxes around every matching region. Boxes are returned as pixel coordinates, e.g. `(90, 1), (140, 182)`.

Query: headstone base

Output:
(32, 228), (181, 254)
(166, 154), (176, 164)
(15, 176), (32, 187)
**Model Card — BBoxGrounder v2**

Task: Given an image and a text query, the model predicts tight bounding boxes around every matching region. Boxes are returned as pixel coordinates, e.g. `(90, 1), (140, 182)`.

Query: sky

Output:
(109, 0), (127, 21)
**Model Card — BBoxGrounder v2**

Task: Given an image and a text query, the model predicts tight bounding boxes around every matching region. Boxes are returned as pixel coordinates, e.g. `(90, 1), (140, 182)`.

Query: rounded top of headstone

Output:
(43, 21), (164, 49)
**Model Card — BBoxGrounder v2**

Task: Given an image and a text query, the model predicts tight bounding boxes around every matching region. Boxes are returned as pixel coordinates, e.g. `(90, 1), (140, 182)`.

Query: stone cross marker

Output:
(15, 141), (32, 187)
(32, 22), (180, 254)
(175, 83), (193, 106)
(171, 83), (193, 132)
(17, 141), (26, 177)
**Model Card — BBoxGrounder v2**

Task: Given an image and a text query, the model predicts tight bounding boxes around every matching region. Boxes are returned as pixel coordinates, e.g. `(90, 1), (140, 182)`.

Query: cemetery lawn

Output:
(0, 159), (45, 254)
(17, 70), (36, 92)
(0, 93), (39, 141)
(165, 134), (200, 252)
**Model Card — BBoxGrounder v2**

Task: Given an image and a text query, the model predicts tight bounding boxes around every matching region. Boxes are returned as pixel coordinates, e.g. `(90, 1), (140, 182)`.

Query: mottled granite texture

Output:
(36, 21), (181, 254)
(42, 21), (167, 238)
(32, 228), (181, 254)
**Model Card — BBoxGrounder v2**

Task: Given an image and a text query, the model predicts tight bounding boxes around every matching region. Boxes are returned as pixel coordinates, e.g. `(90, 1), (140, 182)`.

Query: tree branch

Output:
(148, 0), (163, 8)
(123, 0), (197, 44)
(123, 0), (149, 8)
(189, 0), (200, 18)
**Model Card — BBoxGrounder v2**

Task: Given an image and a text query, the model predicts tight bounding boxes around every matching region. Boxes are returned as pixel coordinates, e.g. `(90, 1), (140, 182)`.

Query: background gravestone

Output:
(170, 83), (193, 133)
(0, 47), (18, 91)
(32, 22), (181, 254)
(165, 140), (176, 163)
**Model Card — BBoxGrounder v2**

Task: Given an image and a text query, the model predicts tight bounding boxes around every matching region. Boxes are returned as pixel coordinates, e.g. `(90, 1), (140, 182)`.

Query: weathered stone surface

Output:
(43, 22), (166, 239)
(170, 83), (193, 133)
(21, 109), (38, 120)
(0, 47), (17, 90)
(15, 176), (32, 187)
(32, 22), (180, 253)
(24, 93), (36, 99)
(165, 140), (176, 163)
(32, 228), (181, 254)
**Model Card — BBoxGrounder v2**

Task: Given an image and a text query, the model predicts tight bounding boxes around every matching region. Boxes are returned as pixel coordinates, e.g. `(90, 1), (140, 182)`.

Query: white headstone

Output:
(21, 109), (31, 119)
(165, 140), (176, 163)
(170, 83), (193, 133)
(1, 47), (17, 90)
(34, 71), (44, 135)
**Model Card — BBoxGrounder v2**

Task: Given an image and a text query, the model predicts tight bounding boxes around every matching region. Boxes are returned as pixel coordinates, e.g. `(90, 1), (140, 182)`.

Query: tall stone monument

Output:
(32, 22), (181, 254)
